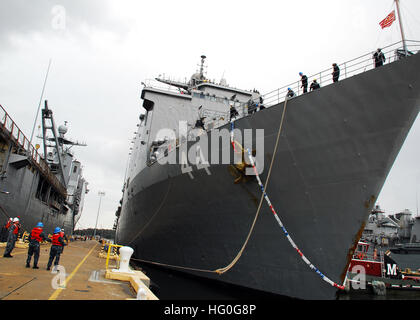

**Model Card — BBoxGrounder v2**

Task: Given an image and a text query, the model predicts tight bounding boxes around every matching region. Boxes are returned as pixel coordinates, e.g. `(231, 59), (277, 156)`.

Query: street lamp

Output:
(93, 191), (105, 238)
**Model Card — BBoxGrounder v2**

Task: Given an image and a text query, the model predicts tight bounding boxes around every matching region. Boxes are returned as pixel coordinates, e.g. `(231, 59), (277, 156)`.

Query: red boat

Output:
(349, 241), (420, 283)
(348, 241), (383, 277)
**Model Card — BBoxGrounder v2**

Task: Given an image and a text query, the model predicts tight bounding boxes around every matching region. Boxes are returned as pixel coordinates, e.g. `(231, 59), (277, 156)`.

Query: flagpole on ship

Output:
(395, 0), (407, 55)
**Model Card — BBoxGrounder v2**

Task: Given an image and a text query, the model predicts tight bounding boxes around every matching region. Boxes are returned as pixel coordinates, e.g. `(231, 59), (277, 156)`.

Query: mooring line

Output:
(0, 277), (37, 300)
(244, 147), (344, 290)
(229, 99), (344, 290)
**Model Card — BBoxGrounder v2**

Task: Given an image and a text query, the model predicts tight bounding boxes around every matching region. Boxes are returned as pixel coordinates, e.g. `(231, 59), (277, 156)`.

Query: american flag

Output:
(379, 10), (396, 29)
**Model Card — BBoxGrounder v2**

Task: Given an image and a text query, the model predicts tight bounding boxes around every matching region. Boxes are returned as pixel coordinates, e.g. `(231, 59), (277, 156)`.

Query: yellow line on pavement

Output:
(48, 243), (98, 300)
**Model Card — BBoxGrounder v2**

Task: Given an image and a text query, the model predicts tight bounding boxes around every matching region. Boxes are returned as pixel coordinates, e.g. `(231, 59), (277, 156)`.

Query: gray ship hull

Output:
(0, 167), (70, 235)
(116, 53), (420, 299)
(0, 104), (86, 236)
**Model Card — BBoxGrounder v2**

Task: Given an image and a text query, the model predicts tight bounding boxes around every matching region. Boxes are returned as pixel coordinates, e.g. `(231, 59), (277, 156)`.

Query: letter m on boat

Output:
(387, 263), (397, 276)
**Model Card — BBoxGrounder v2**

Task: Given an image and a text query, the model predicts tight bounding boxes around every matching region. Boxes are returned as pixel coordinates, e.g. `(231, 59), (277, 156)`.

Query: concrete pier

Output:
(0, 240), (155, 300)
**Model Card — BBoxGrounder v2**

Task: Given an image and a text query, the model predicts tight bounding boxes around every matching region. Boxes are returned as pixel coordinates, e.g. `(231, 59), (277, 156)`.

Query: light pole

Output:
(93, 191), (105, 238)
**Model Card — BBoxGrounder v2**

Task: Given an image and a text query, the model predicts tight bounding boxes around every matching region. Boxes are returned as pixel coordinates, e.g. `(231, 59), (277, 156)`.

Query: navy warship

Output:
(114, 39), (420, 299)
(0, 100), (88, 235)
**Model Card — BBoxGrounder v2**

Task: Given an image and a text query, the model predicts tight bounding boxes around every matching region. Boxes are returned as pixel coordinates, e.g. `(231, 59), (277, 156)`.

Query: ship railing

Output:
(352, 251), (381, 262)
(104, 243), (123, 270)
(0, 104), (67, 197)
(143, 78), (188, 94)
(201, 102), (258, 129)
(145, 75), (244, 93)
(262, 40), (420, 107)
(396, 243), (420, 248)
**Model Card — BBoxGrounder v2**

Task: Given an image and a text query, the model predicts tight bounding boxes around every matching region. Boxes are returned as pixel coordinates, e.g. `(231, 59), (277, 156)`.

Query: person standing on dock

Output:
(299, 72), (308, 93)
(47, 227), (66, 270)
(26, 222), (51, 269)
(60, 229), (68, 252)
(0, 218), (12, 242)
(332, 63), (340, 83)
(3, 217), (21, 258)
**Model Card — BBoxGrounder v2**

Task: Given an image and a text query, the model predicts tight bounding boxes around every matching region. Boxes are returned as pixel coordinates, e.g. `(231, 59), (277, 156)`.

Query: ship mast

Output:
(41, 100), (67, 189)
(395, 0), (407, 55)
(199, 55), (206, 79)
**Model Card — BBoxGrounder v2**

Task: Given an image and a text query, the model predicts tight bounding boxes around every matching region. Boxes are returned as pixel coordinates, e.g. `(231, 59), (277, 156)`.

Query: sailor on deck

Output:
(47, 227), (66, 270)
(373, 48), (386, 68)
(286, 88), (296, 99)
(310, 79), (320, 91)
(26, 222), (51, 269)
(230, 105), (239, 121)
(332, 63), (340, 83)
(299, 72), (308, 93)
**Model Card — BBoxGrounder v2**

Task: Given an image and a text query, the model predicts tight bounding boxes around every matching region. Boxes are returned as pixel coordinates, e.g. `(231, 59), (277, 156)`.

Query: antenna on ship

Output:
(30, 58), (52, 146)
(395, 0), (408, 55)
(199, 55), (206, 80)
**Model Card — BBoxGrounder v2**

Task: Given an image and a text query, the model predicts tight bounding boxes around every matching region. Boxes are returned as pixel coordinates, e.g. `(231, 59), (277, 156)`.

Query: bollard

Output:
(136, 288), (147, 300)
(114, 246), (134, 273)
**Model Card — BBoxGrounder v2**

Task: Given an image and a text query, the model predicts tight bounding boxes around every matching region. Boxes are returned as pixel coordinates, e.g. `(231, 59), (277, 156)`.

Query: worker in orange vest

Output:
(47, 227), (66, 271)
(26, 222), (51, 269)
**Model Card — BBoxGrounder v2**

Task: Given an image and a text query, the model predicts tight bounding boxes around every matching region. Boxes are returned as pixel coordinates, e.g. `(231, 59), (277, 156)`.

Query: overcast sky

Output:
(0, 0), (419, 229)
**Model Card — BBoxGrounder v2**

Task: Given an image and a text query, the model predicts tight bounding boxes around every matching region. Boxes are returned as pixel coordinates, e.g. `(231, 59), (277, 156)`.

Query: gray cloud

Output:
(1, 0), (419, 230)
(0, 0), (127, 50)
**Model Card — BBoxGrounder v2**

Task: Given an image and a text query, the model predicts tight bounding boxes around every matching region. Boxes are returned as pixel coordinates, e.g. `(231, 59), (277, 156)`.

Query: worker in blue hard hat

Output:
(299, 72), (308, 93)
(26, 222), (51, 269)
(47, 227), (66, 271)
(286, 87), (296, 99)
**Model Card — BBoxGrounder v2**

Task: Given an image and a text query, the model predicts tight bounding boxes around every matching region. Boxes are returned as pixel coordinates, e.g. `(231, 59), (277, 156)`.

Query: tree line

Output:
(73, 228), (115, 239)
